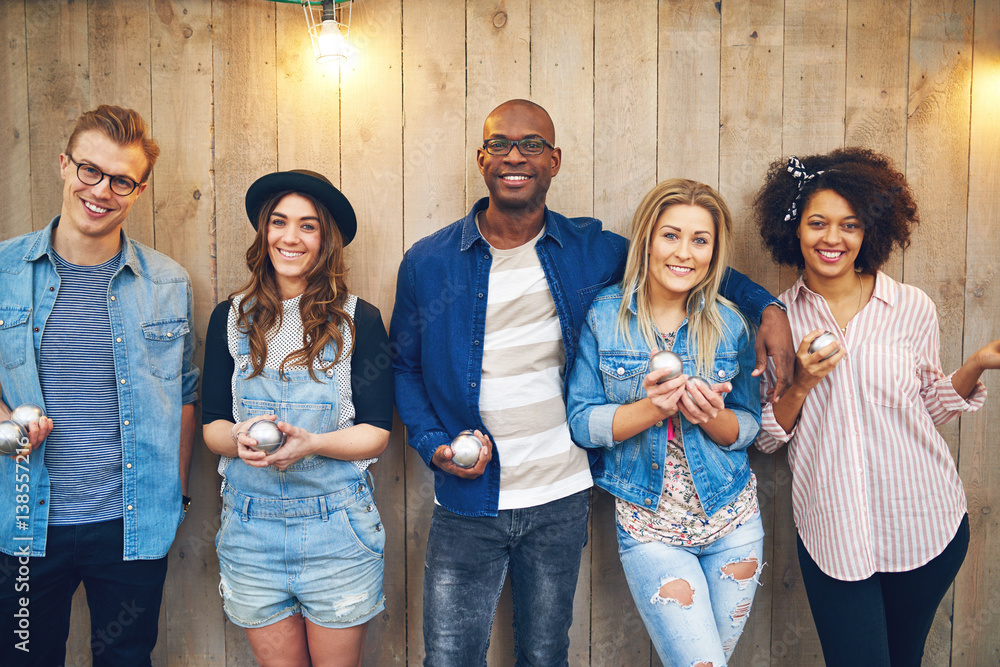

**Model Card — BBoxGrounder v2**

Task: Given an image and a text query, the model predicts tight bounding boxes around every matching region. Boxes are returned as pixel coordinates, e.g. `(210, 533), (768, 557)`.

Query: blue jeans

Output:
(422, 489), (590, 666)
(617, 512), (764, 666)
(0, 518), (168, 666)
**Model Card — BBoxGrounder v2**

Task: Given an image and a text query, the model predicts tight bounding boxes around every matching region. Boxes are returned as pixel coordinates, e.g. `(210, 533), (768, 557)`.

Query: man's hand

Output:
(7, 416), (52, 458)
(431, 430), (493, 479)
(753, 304), (795, 402)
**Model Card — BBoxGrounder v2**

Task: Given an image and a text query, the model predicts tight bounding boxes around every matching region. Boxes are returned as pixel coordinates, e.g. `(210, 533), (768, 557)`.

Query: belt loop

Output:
(241, 496), (251, 522)
(319, 496), (329, 522)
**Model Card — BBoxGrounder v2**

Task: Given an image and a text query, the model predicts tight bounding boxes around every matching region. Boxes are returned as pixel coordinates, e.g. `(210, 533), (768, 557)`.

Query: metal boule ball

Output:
(247, 420), (286, 454)
(11, 403), (45, 429)
(685, 376), (713, 402)
(808, 331), (839, 360)
(450, 430), (482, 468)
(0, 420), (28, 456)
(649, 350), (683, 384)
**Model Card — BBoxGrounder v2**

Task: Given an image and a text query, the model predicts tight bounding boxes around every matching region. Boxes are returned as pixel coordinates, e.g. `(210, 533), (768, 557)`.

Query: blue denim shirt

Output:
(390, 198), (777, 517)
(0, 217), (198, 559)
(566, 285), (761, 517)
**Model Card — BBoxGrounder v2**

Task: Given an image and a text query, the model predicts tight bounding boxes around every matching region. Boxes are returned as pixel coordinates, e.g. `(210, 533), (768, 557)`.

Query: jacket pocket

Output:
(141, 318), (189, 380)
(598, 352), (648, 404)
(0, 306), (30, 369)
(706, 351), (740, 384)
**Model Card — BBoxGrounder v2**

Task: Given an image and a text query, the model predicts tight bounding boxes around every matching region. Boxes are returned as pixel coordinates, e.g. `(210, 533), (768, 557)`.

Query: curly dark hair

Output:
(753, 147), (918, 273)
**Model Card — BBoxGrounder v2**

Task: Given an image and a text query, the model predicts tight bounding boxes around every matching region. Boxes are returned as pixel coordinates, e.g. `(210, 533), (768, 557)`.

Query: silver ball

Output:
(11, 403), (45, 429)
(247, 420), (286, 454)
(450, 430), (482, 468)
(649, 351), (683, 384)
(808, 331), (840, 360)
(0, 420), (28, 456)
(685, 376), (713, 402)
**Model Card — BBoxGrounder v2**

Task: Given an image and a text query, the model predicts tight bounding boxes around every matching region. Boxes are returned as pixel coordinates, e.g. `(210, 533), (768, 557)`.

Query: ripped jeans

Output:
(617, 511), (764, 667)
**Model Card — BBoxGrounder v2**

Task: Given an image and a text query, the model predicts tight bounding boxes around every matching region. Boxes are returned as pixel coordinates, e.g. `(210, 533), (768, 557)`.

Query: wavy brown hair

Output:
(230, 191), (354, 381)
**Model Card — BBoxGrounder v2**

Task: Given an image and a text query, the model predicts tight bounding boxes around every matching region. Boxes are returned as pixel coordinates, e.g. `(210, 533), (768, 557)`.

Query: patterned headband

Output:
(784, 156), (825, 222)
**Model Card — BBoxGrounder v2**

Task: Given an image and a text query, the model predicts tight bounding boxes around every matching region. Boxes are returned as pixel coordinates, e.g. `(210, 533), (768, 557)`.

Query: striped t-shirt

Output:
(478, 220), (593, 510)
(39, 250), (124, 525)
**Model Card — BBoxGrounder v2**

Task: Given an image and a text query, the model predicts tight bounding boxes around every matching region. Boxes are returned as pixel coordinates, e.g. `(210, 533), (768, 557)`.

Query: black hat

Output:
(245, 169), (357, 246)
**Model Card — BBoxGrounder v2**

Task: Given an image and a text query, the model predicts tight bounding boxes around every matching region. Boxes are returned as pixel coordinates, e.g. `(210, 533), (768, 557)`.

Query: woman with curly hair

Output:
(568, 179), (763, 666)
(754, 147), (1000, 666)
(201, 170), (392, 666)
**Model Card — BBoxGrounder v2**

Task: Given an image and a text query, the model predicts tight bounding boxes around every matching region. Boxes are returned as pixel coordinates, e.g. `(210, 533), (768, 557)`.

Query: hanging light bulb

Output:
(302, 0), (353, 65)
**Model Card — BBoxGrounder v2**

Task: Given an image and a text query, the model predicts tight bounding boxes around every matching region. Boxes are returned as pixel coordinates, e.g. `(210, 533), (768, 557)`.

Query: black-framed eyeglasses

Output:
(482, 137), (555, 156)
(67, 155), (142, 196)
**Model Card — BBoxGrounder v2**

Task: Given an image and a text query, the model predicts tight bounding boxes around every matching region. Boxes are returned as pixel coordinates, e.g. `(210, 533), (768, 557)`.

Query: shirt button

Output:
(166, 332), (173, 338)
(240, 362), (248, 370)
(120, 379), (126, 384)
(123, 420), (130, 426)
(126, 463), (132, 469)
(644, 498), (652, 506)
(116, 337), (122, 343)
(473, 340), (480, 346)
(366, 504), (373, 512)
(471, 382), (477, 388)
(655, 421), (663, 428)
(718, 369), (725, 378)
(478, 293), (484, 298)
(326, 369), (334, 378)
(49, 286), (54, 291)
(651, 463), (659, 470)
(34, 327), (39, 332)
(375, 523), (382, 532)
(0, 320), (4, 326)
(617, 367), (625, 376)
(110, 295), (116, 301)
(127, 505), (133, 510)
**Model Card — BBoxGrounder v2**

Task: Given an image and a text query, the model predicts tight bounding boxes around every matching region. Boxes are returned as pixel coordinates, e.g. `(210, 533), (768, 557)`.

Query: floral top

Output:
(616, 331), (759, 546)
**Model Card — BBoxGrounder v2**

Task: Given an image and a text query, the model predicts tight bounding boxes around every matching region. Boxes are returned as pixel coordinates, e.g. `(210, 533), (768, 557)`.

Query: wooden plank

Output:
(760, 4), (848, 665)
(904, 2), (974, 665)
(401, 0), (466, 662)
(337, 0), (405, 663)
(658, 0), (722, 189)
(148, 0), (219, 663)
(719, 2), (796, 666)
(465, 0), (530, 211)
(951, 3), (1000, 664)
(212, 2), (278, 663)
(844, 0), (909, 281)
(0, 0), (31, 240)
(590, 1), (657, 665)
(530, 3), (594, 663)
(25, 0), (89, 233)
(595, 0), (656, 234)
(275, 1), (341, 174)
(87, 0), (154, 248)
(531, 0), (593, 219)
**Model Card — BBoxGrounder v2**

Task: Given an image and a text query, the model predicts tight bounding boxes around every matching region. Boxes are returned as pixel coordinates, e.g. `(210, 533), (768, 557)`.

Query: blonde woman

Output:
(568, 179), (763, 665)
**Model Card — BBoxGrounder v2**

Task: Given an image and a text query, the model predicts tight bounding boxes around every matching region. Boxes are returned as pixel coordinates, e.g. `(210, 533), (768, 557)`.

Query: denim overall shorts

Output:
(216, 297), (385, 629)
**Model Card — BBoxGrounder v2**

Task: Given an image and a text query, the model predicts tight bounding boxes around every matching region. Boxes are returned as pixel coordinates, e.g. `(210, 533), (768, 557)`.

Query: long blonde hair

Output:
(617, 178), (743, 375)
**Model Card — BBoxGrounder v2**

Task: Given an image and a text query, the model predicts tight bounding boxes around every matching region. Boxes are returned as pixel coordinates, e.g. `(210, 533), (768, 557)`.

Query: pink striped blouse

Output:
(758, 272), (986, 581)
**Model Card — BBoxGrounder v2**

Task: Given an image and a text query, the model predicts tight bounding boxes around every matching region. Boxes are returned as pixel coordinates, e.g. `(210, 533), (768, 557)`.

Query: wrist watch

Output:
(182, 495), (192, 514)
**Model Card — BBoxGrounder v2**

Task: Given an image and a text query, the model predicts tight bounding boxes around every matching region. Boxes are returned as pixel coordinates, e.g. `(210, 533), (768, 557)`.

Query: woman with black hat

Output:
(201, 170), (392, 665)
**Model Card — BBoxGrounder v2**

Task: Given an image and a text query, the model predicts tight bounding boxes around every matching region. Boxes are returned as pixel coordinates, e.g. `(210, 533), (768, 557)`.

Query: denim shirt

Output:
(390, 198), (779, 517)
(0, 217), (198, 559)
(566, 285), (761, 517)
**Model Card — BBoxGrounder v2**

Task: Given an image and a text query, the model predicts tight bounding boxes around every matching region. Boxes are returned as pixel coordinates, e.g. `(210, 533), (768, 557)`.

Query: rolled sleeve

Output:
(757, 402), (794, 453)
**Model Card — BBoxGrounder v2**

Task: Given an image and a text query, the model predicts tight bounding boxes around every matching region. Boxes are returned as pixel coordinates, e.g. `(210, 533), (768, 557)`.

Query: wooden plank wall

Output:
(0, 1), (997, 665)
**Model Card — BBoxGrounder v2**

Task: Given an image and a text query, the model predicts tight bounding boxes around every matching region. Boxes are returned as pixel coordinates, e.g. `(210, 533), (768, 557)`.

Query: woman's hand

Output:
(261, 422), (320, 471)
(951, 338), (1000, 398)
(679, 380), (731, 425)
(643, 367), (689, 418)
(791, 330), (845, 393)
(234, 415), (275, 468)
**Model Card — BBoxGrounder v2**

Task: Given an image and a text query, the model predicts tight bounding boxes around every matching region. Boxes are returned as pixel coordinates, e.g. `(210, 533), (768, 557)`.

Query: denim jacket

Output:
(391, 198), (778, 517)
(0, 217), (198, 559)
(566, 285), (761, 517)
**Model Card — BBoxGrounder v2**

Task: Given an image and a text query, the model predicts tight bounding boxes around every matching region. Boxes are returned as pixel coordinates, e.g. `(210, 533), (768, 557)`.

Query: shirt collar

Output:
(460, 197), (562, 251)
(788, 270), (897, 307)
(24, 216), (133, 272)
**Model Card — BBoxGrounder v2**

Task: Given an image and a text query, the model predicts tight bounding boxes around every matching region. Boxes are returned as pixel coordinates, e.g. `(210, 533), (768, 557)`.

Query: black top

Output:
(201, 298), (393, 432)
